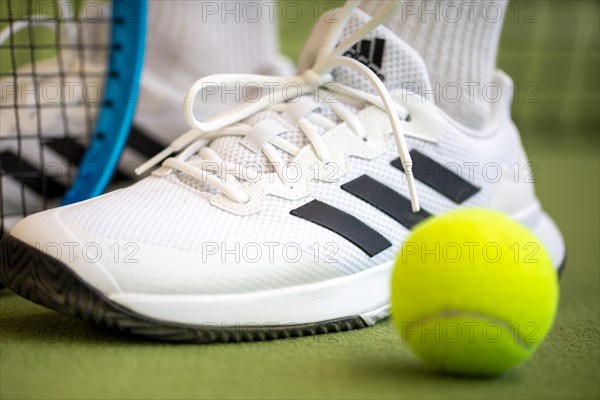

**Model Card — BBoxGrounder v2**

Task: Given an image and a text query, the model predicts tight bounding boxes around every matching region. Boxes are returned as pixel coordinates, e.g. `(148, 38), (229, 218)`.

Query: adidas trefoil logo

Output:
(343, 38), (386, 81)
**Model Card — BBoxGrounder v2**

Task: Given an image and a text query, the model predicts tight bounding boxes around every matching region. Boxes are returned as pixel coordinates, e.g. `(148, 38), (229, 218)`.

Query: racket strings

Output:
(0, 0), (111, 234)
(2, 0), (27, 231)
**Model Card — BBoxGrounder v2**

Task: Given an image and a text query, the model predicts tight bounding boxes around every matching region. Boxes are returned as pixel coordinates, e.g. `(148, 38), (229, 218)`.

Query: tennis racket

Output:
(0, 0), (147, 236)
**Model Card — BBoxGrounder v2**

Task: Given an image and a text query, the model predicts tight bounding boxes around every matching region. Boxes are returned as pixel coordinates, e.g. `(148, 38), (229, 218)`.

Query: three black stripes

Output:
(1, 127), (158, 202)
(4, 138), (481, 257)
(291, 150), (480, 257)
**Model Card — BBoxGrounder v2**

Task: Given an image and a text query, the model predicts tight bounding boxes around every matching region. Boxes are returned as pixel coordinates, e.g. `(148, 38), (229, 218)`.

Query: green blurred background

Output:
(278, 0), (599, 147)
(1, 1), (599, 399)
(3, 0), (599, 144)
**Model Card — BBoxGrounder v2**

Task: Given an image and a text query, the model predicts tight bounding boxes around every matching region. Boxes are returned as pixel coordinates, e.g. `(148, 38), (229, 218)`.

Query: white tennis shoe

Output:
(0, 2), (565, 342)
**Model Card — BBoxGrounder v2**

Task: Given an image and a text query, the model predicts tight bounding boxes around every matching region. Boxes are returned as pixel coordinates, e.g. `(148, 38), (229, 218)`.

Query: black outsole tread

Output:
(0, 235), (368, 343)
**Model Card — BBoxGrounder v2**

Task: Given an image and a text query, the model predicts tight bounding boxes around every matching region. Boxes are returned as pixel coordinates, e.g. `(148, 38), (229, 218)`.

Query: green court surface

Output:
(1, 1), (599, 399)
(1, 144), (598, 400)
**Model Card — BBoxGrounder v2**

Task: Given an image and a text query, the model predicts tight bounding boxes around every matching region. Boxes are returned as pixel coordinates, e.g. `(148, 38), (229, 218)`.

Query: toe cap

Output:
(9, 206), (122, 295)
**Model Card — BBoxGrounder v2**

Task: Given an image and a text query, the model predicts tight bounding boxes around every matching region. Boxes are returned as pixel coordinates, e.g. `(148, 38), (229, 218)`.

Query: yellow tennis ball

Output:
(391, 208), (559, 376)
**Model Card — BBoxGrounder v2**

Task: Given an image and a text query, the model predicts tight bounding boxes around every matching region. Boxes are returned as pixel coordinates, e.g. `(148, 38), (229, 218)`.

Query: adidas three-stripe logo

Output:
(290, 150), (480, 257)
(343, 38), (386, 81)
(0, 126), (163, 200)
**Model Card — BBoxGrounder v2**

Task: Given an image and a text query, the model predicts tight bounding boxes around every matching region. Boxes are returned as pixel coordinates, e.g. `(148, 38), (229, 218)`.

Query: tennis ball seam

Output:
(410, 310), (537, 351)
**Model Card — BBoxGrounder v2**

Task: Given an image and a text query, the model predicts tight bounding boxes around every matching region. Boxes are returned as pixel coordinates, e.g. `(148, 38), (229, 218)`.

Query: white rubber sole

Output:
(108, 209), (564, 328)
(110, 260), (395, 326)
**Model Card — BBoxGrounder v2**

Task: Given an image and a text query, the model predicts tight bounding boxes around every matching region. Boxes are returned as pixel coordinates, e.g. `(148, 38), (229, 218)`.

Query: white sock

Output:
(360, 0), (508, 130)
(146, 0), (284, 86)
(132, 1), (293, 145)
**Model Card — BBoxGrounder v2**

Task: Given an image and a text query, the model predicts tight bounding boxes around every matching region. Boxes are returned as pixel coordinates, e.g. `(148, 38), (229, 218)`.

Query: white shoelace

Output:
(136, 0), (420, 212)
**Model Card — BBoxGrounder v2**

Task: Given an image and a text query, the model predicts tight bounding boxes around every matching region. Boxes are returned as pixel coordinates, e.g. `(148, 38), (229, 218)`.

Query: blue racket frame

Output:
(61, 0), (147, 205)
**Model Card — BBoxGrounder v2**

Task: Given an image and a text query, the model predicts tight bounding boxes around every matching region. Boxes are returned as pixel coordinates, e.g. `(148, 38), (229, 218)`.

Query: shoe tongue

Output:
(298, 8), (433, 99)
(182, 9), (434, 189)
